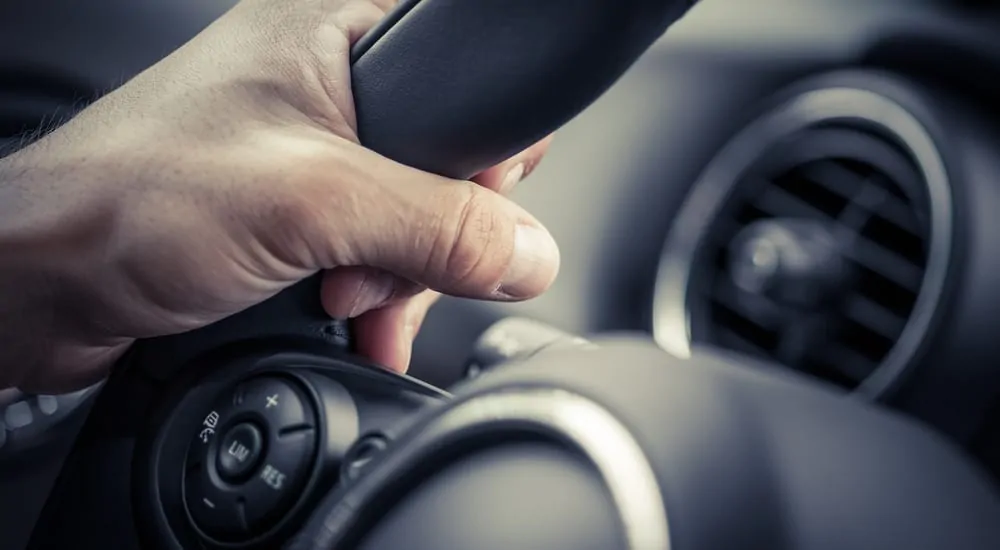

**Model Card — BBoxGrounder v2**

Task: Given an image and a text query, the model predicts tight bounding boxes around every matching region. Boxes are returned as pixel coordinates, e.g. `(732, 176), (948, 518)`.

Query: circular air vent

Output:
(653, 87), (953, 397)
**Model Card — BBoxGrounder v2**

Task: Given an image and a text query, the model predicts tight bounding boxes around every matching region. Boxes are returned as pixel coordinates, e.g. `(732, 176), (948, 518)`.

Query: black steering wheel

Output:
(27, 1), (1000, 549)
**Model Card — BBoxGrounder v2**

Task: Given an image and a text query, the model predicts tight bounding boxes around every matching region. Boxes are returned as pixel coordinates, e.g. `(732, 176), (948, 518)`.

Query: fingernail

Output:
(348, 273), (395, 318)
(500, 163), (526, 194)
(496, 224), (559, 300)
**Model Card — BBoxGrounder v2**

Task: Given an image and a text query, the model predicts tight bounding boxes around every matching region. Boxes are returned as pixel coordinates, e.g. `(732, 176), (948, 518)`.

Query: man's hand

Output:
(327, 134), (555, 372)
(0, 0), (559, 392)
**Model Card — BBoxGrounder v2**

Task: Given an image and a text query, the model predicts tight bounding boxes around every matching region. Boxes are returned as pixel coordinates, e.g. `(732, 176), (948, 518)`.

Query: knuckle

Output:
(434, 186), (509, 290)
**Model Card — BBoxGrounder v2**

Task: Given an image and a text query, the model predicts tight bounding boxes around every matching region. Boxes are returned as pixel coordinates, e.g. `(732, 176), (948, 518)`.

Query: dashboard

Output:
(3, 0), (1000, 547)
(414, 0), (1000, 463)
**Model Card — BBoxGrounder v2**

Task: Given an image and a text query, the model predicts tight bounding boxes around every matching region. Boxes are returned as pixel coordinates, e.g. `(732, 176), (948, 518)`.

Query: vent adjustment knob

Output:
(728, 218), (849, 308)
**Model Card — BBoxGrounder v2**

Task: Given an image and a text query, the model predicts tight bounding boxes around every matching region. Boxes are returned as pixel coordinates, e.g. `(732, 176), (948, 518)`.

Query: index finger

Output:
(472, 134), (555, 193)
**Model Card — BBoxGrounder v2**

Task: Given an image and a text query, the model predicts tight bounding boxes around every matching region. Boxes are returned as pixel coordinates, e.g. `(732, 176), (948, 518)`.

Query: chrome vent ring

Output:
(653, 86), (954, 398)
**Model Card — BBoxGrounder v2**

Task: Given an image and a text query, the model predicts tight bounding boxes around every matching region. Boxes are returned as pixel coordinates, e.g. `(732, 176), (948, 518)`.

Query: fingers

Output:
(351, 289), (440, 373)
(272, 140), (561, 302)
(389, 179), (559, 300)
(472, 134), (555, 193)
(368, 0), (399, 13)
(319, 265), (423, 318)
(317, 136), (556, 319)
(310, 137), (556, 373)
(335, 0), (397, 44)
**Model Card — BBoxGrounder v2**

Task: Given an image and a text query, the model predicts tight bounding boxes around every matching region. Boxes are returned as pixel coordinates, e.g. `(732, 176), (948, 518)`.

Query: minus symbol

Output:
(203, 498), (216, 509)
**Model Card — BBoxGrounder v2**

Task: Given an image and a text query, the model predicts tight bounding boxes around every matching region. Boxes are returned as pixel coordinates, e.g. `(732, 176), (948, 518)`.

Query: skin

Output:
(0, 0), (559, 393)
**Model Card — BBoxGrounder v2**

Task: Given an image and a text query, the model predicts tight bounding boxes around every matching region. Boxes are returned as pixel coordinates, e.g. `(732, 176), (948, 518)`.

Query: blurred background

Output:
(4, 0), (1000, 547)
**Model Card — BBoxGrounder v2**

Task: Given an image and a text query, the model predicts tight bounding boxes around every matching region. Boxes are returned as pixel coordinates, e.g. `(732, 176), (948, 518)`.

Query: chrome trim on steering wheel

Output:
(312, 387), (671, 550)
(434, 388), (671, 550)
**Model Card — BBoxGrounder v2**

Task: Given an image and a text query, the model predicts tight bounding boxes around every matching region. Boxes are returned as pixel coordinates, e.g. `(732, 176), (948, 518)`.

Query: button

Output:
(242, 428), (316, 532)
(185, 474), (248, 541)
(216, 422), (264, 483)
(36, 395), (58, 416)
(4, 401), (32, 429)
(233, 377), (310, 431)
(342, 433), (389, 481)
(183, 375), (320, 541)
(192, 409), (223, 450)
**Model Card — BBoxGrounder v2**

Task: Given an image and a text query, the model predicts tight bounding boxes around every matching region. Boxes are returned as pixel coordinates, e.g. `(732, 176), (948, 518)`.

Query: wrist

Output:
(0, 144), (127, 391)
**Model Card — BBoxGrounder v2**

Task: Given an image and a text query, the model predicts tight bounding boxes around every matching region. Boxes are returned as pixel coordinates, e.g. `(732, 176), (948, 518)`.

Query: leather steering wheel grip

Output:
(352, 0), (701, 179)
(290, 341), (1000, 550)
(116, 0), (702, 378)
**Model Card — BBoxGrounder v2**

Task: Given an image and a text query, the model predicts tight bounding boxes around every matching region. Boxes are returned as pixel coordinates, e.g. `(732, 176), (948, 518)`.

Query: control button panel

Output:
(183, 376), (319, 542)
(216, 422), (264, 482)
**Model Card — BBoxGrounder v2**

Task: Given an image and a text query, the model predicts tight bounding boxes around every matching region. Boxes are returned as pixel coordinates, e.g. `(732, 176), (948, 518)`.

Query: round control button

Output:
(184, 475), (248, 541)
(234, 377), (310, 431)
(342, 433), (389, 481)
(242, 427), (316, 532)
(216, 422), (264, 483)
(184, 375), (320, 541)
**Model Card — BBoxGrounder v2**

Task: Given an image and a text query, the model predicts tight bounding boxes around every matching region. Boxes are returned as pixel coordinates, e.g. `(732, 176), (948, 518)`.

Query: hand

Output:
(0, 0), (559, 393)
(327, 135), (554, 373)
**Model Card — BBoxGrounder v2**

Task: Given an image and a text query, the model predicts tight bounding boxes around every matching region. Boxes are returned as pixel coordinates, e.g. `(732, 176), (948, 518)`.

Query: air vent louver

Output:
(689, 126), (933, 390)
(654, 87), (953, 397)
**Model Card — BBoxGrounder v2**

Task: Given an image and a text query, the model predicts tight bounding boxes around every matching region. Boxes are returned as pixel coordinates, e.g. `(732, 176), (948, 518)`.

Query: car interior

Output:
(3, 0), (1000, 548)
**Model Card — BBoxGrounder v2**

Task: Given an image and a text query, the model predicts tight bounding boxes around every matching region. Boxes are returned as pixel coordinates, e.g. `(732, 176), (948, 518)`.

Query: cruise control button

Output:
(234, 377), (310, 431)
(242, 428), (316, 533)
(216, 422), (265, 483)
(183, 374), (320, 540)
(185, 473), (247, 540)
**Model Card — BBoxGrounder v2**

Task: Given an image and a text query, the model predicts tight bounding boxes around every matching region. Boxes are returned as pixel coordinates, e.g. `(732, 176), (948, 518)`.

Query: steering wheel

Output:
(27, 1), (1000, 549)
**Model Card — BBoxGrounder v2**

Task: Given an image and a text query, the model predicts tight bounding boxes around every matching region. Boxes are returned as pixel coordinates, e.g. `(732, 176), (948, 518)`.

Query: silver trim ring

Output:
(652, 86), (954, 399)
(325, 388), (671, 550)
(434, 389), (671, 550)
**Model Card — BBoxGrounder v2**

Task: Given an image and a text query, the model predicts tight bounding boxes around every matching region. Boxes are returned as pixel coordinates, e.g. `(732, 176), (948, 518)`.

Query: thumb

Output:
(326, 149), (561, 301)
